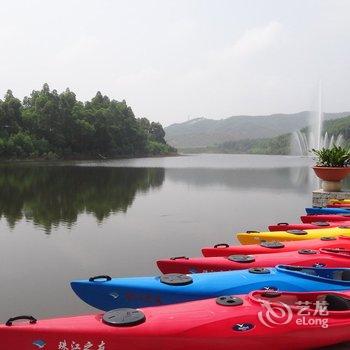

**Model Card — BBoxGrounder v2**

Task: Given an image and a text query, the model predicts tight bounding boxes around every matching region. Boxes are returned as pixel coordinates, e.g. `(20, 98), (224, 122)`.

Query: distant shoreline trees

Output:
(0, 84), (176, 159)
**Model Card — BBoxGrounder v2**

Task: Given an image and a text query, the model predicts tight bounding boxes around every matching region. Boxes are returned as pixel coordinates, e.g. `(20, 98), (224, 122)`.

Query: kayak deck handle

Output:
(249, 267), (270, 274)
(89, 275), (112, 282)
(246, 230), (260, 233)
(320, 236), (337, 241)
(298, 249), (317, 255)
(277, 222), (289, 225)
(6, 315), (37, 326)
(214, 243), (229, 248)
(262, 290), (282, 298)
(170, 256), (189, 260)
(286, 230), (308, 235)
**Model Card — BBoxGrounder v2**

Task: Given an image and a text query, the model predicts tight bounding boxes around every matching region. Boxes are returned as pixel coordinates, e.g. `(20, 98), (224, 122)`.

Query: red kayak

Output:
(301, 214), (350, 223)
(2, 290), (350, 350)
(268, 221), (350, 231)
(157, 248), (350, 274)
(201, 236), (350, 257)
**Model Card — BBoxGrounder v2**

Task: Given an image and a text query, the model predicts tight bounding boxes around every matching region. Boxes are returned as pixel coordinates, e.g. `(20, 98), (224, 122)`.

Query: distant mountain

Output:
(183, 114), (350, 156)
(165, 112), (350, 149)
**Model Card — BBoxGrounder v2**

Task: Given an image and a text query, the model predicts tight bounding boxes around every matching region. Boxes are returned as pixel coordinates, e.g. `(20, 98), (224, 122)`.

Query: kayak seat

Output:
(325, 294), (350, 311)
(341, 270), (350, 281)
(331, 270), (350, 281)
(282, 266), (317, 276)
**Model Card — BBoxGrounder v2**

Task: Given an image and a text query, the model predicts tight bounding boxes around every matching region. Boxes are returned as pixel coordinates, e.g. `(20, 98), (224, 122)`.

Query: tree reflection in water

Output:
(0, 165), (164, 232)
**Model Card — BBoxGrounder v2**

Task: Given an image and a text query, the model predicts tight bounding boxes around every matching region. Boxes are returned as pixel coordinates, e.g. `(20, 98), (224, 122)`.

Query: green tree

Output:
(0, 84), (176, 159)
(0, 90), (22, 136)
(150, 122), (166, 143)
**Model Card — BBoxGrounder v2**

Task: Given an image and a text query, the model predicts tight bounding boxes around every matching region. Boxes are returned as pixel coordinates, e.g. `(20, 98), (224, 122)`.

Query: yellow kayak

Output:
(236, 227), (350, 245)
(329, 199), (350, 204)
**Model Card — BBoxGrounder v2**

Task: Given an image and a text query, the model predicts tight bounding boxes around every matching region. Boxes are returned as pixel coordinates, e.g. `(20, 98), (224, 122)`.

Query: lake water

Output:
(0, 154), (346, 349)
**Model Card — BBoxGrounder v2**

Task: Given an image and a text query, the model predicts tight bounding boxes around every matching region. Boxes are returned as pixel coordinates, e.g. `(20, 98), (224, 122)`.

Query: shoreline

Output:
(0, 152), (179, 164)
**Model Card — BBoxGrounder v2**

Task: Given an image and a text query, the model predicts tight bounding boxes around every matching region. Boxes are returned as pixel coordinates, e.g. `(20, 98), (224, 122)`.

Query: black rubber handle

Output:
(262, 290), (282, 298)
(214, 243), (229, 248)
(89, 275), (112, 282)
(246, 230), (260, 233)
(277, 222), (289, 225)
(170, 256), (189, 260)
(6, 315), (37, 326)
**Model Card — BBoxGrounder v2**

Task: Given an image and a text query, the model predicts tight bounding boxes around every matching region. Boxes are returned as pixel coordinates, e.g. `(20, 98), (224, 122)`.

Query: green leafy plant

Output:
(312, 145), (350, 167)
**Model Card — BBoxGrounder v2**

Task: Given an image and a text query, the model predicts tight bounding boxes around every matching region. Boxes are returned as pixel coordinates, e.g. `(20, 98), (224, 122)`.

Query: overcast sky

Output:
(0, 0), (349, 126)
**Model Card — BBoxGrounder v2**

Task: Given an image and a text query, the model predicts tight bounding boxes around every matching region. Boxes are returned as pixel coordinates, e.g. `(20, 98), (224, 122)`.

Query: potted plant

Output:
(312, 145), (350, 192)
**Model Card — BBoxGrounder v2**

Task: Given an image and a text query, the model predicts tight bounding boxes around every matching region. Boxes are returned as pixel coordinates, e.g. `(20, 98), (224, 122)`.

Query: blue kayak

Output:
(71, 265), (350, 311)
(306, 207), (350, 215)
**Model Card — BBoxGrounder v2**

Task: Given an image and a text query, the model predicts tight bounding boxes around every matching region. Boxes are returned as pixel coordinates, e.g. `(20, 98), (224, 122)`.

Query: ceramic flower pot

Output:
(312, 166), (350, 192)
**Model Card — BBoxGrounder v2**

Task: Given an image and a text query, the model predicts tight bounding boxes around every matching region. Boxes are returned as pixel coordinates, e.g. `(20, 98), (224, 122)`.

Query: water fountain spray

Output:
(291, 81), (343, 156)
(316, 80), (323, 150)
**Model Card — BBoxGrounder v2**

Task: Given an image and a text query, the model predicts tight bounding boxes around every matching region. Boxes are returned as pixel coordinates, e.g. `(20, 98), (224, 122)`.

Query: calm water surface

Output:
(0, 154), (345, 348)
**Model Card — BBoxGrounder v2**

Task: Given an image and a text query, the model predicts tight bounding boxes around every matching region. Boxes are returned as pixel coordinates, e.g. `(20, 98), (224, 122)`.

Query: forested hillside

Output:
(187, 114), (350, 155)
(323, 115), (350, 146)
(165, 112), (349, 149)
(0, 84), (175, 159)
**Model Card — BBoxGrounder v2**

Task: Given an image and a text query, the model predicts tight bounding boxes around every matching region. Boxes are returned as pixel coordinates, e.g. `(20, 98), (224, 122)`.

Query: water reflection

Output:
(165, 167), (314, 193)
(1, 155), (348, 232)
(0, 166), (164, 232)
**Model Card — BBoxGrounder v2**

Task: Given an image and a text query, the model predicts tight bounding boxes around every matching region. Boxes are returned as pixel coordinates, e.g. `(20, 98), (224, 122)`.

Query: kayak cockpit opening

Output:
(250, 291), (350, 312)
(320, 248), (350, 257)
(277, 265), (350, 282)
